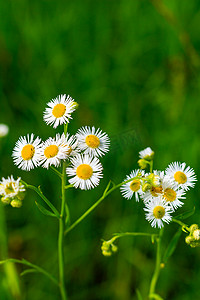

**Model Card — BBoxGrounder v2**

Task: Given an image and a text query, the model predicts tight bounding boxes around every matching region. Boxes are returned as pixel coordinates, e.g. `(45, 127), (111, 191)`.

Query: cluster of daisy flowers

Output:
(120, 147), (197, 228)
(0, 175), (25, 207)
(10, 94), (110, 191)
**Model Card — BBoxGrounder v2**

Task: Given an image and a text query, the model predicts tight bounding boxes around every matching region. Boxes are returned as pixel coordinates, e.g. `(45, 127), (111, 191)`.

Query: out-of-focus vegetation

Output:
(0, 0), (200, 299)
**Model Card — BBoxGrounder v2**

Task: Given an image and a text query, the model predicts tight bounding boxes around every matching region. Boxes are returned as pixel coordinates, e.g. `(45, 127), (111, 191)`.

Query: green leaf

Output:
(136, 289), (143, 300)
(175, 207), (195, 220)
(163, 227), (182, 263)
(149, 293), (164, 300)
(35, 201), (58, 218)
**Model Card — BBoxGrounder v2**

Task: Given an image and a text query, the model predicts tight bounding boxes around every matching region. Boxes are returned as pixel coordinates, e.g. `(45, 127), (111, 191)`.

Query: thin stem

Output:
(149, 228), (164, 299)
(58, 162), (68, 300)
(172, 218), (190, 232)
(111, 232), (158, 243)
(50, 166), (63, 179)
(64, 177), (138, 235)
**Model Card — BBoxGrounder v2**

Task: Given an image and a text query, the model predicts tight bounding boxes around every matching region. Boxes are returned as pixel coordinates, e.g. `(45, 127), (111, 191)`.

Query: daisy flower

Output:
(144, 197), (173, 228)
(43, 94), (77, 128)
(139, 147), (154, 160)
(0, 175), (25, 200)
(66, 154), (103, 190)
(40, 134), (70, 169)
(60, 132), (79, 158)
(12, 134), (42, 171)
(165, 162), (197, 191)
(120, 169), (144, 201)
(76, 126), (110, 157)
(162, 181), (185, 210)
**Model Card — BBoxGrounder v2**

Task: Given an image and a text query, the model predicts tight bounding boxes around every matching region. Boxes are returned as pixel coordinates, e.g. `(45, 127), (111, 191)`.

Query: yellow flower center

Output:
(153, 206), (165, 219)
(174, 171), (187, 184)
(130, 179), (141, 192)
(44, 145), (59, 158)
(150, 186), (163, 197)
(5, 183), (15, 195)
(76, 164), (93, 179)
(52, 103), (66, 118)
(85, 135), (100, 148)
(21, 144), (35, 160)
(164, 188), (176, 202)
(66, 146), (72, 155)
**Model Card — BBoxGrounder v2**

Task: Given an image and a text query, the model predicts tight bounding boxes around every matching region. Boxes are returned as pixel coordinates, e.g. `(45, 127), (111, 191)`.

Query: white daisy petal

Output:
(139, 147), (154, 160)
(120, 169), (144, 201)
(144, 197), (173, 228)
(66, 154), (103, 190)
(165, 162), (197, 191)
(76, 126), (110, 157)
(0, 175), (25, 199)
(40, 133), (70, 169)
(12, 134), (42, 171)
(43, 94), (77, 128)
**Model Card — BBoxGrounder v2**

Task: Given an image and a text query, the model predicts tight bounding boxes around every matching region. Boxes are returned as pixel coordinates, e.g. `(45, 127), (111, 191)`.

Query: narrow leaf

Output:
(35, 201), (57, 218)
(163, 227), (182, 263)
(149, 293), (164, 300)
(175, 207), (195, 220)
(136, 289), (143, 300)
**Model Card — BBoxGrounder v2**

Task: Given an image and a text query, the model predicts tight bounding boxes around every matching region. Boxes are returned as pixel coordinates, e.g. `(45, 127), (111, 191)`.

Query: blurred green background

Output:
(1, 0), (200, 299)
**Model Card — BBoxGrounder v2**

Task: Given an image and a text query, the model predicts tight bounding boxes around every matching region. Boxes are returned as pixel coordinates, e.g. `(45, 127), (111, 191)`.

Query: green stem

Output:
(58, 162), (68, 300)
(149, 228), (164, 299)
(64, 178), (135, 236)
(172, 218), (190, 232)
(50, 166), (63, 179)
(111, 232), (158, 242)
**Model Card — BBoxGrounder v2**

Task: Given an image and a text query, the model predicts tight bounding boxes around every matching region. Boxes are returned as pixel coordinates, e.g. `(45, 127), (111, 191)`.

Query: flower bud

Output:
(1, 197), (11, 205)
(189, 224), (199, 234)
(10, 199), (22, 208)
(142, 183), (151, 192)
(138, 159), (148, 169)
(193, 229), (200, 241)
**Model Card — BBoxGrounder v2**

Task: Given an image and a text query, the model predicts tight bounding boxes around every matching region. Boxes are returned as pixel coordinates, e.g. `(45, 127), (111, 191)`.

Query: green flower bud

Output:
(142, 183), (151, 192)
(189, 224), (199, 234)
(10, 199), (22, 208)
(1, 197), (11, 205)
(138, 159), (148, 169)
(111, 244), (118, 253)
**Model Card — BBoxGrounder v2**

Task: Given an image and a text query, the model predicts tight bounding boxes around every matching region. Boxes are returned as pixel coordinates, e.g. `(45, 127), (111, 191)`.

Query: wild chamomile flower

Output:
(0, 175), (25, 199)
(0, 124), (9, 137)
(40, 134), (70, 169)
(162, 181), (185, 210)
(165, 162), (197, 191)
(139, 147), (154, 161)
(120, 169), (144, 201)
(60, 132), (79, 158)
(12, 134), (42, 171)
(144, 197), (173, 228)
(76, 126), (110, 157)
(66, 154), (103, 190)
(43, 94), (77, 128)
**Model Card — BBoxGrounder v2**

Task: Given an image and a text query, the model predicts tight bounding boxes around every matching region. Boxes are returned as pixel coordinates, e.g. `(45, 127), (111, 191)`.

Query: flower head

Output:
(165, 162), (197, 191)
(120, 169), (144, 201)
(139, 147), (154, 161)
(60, 133), (79, 158)
(0, 124), (9, 138)
(43, 94), (77, 128)
(40, 133), (70, 169)
(144, 197), (173, 228)
(12, 134), (42, 171)
(76, 126), (110, 157)
(66, 154), (103, 190)
(0, 176), (25, 207)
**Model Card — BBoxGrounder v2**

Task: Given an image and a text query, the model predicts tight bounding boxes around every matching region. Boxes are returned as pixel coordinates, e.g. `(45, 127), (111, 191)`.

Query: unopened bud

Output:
(138, 159), (148, 169)
(1, 197), (11, 205)
(189, 224), (199, 234)
(10, 199), (22, 208)
(193, 229), (200, 241)
(142, 183), (151, 192)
